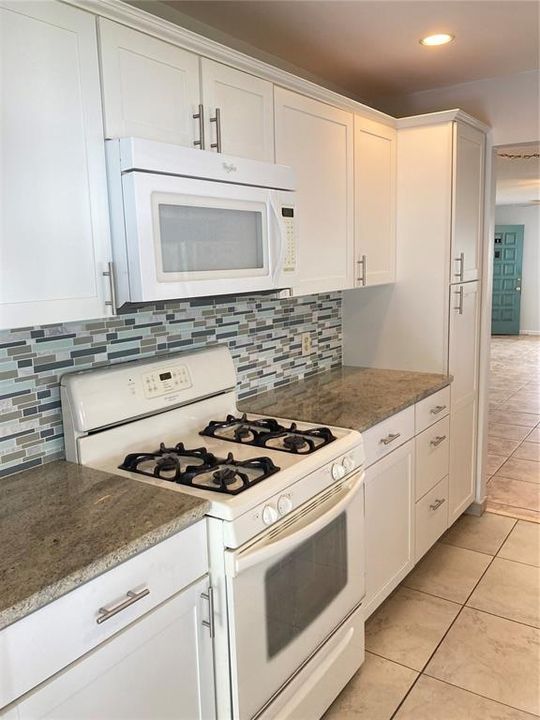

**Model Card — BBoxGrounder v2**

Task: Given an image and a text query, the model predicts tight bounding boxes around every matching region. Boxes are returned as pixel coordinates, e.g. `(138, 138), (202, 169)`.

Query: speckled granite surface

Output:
(0, 461), (208, 631)
(239, 366), (452, 432)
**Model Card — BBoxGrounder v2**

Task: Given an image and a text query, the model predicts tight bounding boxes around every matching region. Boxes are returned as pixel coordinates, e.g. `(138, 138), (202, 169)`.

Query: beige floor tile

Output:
(488, 477), (540, 511)
(487, 437), (522, 457)
(425, 607), (540, 715)
(365, 587), (460, 671)
(403, 543), (492, 604)
(526, 426), (540, 443)
(498, 520), (540, 567)
(467, 557), (540, 627)
(489, 411), (539, 428)
(496, 457), (540, 484)
(322, 651), (418, 720)
(488, 423), (533, 442)
(440, 512), (516, 555)
(394, 675), (534, 720)
(513, 442), (540, 462)
(486, 454), (508, 477)
(486, 501), (540, 524)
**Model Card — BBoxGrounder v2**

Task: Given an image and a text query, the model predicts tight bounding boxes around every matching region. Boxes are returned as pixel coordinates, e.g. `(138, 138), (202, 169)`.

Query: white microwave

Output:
(106, 138), (297, 306)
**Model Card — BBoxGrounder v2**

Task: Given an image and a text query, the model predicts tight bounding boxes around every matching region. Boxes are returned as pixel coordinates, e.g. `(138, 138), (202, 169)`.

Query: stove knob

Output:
(342, 455), (355, 473)
(331, 462), (346, 481)
(277, 495), (293, 516)
(262, 504), (278, 525)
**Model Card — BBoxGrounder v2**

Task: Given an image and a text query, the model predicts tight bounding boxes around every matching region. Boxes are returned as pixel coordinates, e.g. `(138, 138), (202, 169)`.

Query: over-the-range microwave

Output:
(106, 138), (297, 306)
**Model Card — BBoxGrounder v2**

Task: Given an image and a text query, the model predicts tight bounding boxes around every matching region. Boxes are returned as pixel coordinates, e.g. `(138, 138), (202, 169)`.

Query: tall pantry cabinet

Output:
(343, 110), (487, 523)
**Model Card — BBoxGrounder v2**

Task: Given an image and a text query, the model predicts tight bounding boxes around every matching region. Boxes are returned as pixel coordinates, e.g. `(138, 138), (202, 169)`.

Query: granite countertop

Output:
(239, 366), (451, 432)
(0, 461), (209, 631)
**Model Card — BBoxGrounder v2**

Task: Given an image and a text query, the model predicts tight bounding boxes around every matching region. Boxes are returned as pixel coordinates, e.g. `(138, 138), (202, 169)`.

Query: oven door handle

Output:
(225, 472), (364, 578)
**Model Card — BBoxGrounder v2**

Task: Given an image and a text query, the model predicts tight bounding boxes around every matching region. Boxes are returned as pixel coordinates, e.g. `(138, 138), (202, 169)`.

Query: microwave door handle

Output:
(268, 195), (286, 284)
(226, 472), (364, 578)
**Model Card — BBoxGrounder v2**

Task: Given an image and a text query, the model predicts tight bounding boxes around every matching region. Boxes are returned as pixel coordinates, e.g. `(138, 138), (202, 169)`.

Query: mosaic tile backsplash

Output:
(0, 292), (342, 478)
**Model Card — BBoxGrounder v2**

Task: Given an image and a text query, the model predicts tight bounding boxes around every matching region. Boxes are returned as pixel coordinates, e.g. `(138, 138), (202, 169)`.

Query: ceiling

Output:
(496, 144), (540, 205)
(154, 1), (539, 102)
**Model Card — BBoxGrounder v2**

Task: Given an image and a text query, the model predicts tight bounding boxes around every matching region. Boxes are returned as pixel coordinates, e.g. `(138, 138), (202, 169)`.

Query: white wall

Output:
(495, 204), (540, 334)
(372, 70), (540, 147)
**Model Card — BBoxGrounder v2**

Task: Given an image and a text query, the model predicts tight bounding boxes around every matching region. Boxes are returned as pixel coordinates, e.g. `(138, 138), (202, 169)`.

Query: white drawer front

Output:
(415, 386), (450, 434)
(0, 520), (208, 709)
(415, 475), (449, 562)
(363, 406), (414, 467)
(415, 416), (450, 501)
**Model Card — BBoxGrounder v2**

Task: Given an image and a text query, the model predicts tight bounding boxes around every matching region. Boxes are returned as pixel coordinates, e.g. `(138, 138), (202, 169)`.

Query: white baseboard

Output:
(520, 330), (540, 336)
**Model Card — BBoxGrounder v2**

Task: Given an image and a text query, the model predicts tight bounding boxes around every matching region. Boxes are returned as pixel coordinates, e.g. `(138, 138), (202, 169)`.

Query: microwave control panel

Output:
(281, 206), (296, 272)
(142, 364), (192, 399)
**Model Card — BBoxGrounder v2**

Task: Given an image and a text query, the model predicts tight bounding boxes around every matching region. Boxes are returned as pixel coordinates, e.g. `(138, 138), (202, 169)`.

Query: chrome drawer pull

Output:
(380, 432), (401, 446)
(430, 435), (447, 447)
(193, 104), (205, 149)
(429, 498), (446, 512)
(210, 108), (222, 152)
(430, 404), (447, 415)
(201, 586), (215, 638)
(96, 588), (150, 625)
(454, 252), (465, 280)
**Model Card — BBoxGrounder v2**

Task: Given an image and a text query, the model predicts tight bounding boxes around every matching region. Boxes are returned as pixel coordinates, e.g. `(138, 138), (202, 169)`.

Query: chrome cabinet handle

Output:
(102, 261), (117, 315)
(454, 286), (464, 315)
(201, 586), (215, 638)
(96, 588), (150, 625)
(454, 252), (464, 281)
(210, 108), (222, 153)
(429, 498), (446, 512)
(430, 435), (447, 447)
(356, 255), (367, 286)
(380, 432), (401, 446)
(193, 104), (205, 149)
(430, 404), (447, 415)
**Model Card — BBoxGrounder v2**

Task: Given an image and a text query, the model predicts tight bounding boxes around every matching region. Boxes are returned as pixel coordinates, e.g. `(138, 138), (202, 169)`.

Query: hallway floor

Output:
(487, 336), (540, 523)
(324, 335), (540, 720)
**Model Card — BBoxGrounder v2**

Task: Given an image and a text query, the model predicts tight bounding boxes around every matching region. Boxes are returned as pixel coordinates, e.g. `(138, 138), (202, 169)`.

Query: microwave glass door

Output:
(153, 194), (269, 281)
(225, 473), (364, 720)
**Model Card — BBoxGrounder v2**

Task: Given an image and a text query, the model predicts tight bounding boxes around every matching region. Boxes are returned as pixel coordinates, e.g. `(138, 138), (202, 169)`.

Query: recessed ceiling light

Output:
(419, 33), (455, 47)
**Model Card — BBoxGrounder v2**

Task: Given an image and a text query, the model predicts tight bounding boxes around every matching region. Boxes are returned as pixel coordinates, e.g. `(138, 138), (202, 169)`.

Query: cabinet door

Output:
(354, 115), (396, 287)
(275, 87), (354, 295)
(364, 440), (415, 618)
(449, 399), (477, 524)
(8, 578), (215, 720)
(448, 281), (480, 411)
(0, 1), (111, 330)
(451, 122), (485, 283)
(201, 58), (274, 161)
(98, 18), (200, 146)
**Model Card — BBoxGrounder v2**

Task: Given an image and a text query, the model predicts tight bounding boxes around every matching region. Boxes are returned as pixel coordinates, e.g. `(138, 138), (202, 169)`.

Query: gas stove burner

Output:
(200, 414), (337, 454)
(119, 445), (280, 495)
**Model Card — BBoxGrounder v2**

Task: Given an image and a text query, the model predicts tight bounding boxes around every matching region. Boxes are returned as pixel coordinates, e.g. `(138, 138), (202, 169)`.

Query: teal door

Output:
(491, 225), (524, 335)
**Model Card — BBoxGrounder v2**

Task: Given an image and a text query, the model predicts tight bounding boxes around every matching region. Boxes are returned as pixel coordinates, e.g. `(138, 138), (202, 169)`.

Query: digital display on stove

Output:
(159, 371), (172, 381)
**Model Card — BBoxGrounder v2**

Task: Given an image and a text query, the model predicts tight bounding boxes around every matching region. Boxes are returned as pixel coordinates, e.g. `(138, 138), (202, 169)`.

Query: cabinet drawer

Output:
(0, 520), (207, 709)
(415, 416), (450, 501)
(415, 476), (449, 562)
(363, 406), (414, 467)
(415, 386), (450, 434)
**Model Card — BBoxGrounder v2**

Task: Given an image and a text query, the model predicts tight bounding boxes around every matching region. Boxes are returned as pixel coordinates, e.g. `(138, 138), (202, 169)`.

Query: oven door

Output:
(224, 471), (365, 720)
(121, 170), (288, 302)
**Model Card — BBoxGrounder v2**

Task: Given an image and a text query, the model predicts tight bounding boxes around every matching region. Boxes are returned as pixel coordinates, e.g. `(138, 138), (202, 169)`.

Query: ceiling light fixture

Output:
(419, 33), (455, 47)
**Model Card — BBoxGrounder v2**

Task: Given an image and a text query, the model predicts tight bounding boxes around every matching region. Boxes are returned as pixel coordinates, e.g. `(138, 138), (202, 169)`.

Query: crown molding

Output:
(65, 0), (397, 127)
(396, 109), (490, 133)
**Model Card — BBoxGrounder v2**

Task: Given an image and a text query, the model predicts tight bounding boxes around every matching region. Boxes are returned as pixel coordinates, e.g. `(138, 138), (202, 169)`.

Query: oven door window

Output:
(153, 195), (267, 280)
(265, 513), (348, 659)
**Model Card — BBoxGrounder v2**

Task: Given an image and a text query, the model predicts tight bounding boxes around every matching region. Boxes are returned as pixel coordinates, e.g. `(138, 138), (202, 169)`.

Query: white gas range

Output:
(61, 345), (366, 720)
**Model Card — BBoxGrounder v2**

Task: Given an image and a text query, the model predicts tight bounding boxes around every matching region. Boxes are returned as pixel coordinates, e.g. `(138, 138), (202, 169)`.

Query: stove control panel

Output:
(142, 364), (192, 399)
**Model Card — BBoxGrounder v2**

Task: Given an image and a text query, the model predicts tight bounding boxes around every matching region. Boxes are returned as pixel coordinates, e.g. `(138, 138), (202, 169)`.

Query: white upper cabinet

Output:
(98, 19), (200, 146)
(354, 115), (396, 287)
(274, 87), (354, 295)
(451, 122), (485, 284)
(0, 0), (112, 330)
(200, 59), (274, 161)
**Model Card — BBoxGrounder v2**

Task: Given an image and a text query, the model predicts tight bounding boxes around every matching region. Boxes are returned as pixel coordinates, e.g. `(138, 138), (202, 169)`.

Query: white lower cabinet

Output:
(415, 476), (449, 561)
(364, 440), (415, 618)
(2, 576), (215, 720)
(448, 399), (477, 525)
